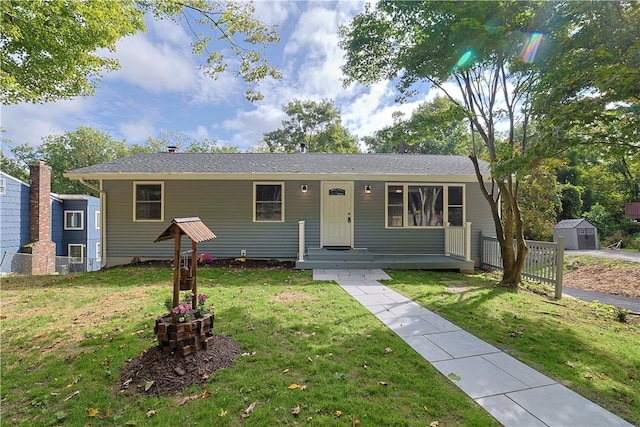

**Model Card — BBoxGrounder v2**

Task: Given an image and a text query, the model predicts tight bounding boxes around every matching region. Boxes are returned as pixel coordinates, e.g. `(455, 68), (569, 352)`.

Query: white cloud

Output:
(194, 125), (210, 140)
(119, 120), (156, 143)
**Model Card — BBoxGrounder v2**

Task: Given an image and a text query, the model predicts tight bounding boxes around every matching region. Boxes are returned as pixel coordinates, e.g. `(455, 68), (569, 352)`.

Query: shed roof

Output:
(65, 153), (490, 180)
(154, 217), (216, 243)
(554, 219), (595, 229)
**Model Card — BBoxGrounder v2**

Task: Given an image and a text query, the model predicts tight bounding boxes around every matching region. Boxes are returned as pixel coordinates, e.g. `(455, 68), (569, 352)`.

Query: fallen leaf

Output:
(174, 367), (185, 376)
(584, 373), (593, 380)
(292, 405), (301, 416)
(218, 409), (228, 417)
(179, 394), (199, 405)
(565, 361), (575, 368)
(86, 407), (100, 417)
(447, 373), (461, 381)
(283, 368), (290, 374)
(146, 410), (156, 418)
(628, 372), (636, 380)
(423, 405), (429, 412)
(430, 421), (440, 427)
(352, 416), (361, 425)
(307, 357), (313, 363)
(335, 410), (343, 417)
(242, 401), (257, 418)
(288, 383), (300, 390)
(144, 381), (154, 391)
(378, 381), (388, 386)
(201, 389), (211, 399)
(384, 347), (393, 353)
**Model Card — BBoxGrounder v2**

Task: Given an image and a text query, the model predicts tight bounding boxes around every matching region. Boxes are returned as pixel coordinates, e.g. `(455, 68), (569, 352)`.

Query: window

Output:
(134, 182), (163, 221)
(254, 182), (284, 222)
(96, 242), (101, 261)
(95, 211), (101, 229)
(0, 177), (6, 195)
(64, 211), (84, 230)
(68, 244), (84, 264)
(386, 184), (464, 228)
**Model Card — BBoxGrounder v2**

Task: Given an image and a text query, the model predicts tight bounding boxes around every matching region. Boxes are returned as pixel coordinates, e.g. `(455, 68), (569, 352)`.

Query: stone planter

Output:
(154, 310), (214, 356)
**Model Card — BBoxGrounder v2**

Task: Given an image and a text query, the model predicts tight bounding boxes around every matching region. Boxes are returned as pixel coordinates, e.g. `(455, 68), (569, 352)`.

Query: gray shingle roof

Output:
(66, 153), (489, 178)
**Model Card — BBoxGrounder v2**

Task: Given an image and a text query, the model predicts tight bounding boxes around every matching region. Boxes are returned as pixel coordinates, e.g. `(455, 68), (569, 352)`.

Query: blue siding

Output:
(51, 199), (63, 255)
(0, 174), (30, 269)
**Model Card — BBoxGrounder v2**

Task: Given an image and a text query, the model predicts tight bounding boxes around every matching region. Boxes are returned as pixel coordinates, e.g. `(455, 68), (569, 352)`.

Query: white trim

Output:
(253, 182), (285, 222)
(384, 183), (465, 229)
(96, 242), (101, 261)
(95, 211), (101, 229)
(66, 172), (488, 182)
(68, 244), (84, 264)
(133, 181), (164, 222)
(64, 210), (84, 230)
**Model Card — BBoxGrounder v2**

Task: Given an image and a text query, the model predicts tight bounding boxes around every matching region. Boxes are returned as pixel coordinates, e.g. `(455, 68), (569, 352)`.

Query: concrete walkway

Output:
(313, 268), (633, 427)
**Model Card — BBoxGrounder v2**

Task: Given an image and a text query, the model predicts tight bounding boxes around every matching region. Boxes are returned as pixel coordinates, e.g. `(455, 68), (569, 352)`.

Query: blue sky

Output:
(2, 1), (439, 152)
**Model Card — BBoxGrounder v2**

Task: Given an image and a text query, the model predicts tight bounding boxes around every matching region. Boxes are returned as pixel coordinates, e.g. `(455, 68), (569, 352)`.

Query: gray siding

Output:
(103, 178), (496, 266)
(104, 180), (317, 263)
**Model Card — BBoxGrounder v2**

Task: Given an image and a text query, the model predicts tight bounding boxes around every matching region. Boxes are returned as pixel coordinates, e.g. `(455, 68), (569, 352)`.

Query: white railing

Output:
(480, 235), (565, 298)
(445, 222), (472, 261)
(298, 220), (305, 262)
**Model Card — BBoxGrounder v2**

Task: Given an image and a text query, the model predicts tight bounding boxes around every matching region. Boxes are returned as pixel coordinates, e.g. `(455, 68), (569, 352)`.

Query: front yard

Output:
(1, 261), (638, 426)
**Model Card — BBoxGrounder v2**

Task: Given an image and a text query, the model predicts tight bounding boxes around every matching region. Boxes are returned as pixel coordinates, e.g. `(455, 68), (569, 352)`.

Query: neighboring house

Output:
(66, 152), (496, 272)
(553, 219), (599, 250)
(625, 202), (640, 222)
(0, 163), (101, 274)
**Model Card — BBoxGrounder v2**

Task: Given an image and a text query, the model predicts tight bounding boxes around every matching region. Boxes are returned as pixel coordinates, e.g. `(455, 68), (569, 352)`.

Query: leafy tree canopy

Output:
(262, 99), (360, 153)
(1, 0), (280, 104)
(135, 130), (239, 153)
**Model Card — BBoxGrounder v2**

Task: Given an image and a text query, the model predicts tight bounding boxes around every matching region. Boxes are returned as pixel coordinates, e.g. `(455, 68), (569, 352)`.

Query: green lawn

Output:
(1, 266), (493, 426)
(1, 263), (638, 426)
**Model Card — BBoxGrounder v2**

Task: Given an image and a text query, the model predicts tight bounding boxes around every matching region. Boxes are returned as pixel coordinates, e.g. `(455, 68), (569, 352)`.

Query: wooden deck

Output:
(295, 248), (475, 273)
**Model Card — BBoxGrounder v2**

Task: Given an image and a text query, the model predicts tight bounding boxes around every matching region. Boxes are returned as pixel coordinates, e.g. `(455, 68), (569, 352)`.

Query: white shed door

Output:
(321, 181), (353, 247)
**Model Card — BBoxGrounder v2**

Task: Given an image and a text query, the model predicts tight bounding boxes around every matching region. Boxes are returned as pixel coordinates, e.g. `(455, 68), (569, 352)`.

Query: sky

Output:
(1, 1), (441, 153)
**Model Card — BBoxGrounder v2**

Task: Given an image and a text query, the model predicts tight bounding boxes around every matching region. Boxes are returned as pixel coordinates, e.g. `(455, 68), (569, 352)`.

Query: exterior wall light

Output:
(364, 185), (372, 194)
(301, 184), (308, 193)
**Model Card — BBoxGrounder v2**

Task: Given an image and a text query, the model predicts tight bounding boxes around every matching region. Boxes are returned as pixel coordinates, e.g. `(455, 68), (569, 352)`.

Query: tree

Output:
(365, 97), (470, 154)
(1, 0), (280, 104)
(341, 1), (550, 285)
(531, 1), (640, 158)
(262, 99), (360, 153)
(138, 130), (239, 153)
(10, 127), (128, 195)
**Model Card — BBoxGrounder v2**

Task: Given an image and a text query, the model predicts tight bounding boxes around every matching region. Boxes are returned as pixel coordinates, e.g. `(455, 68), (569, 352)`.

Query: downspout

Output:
(78, 178), (106, 269)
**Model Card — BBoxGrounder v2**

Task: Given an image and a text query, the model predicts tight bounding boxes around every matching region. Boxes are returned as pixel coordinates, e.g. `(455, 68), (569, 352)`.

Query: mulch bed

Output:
(119, 335), (242, 396)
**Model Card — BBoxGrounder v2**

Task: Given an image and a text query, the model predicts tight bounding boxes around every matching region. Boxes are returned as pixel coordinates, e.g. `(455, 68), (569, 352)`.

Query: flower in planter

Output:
(198, 253), (214, 265)
(197, 293), (209, 316)
(172, 301), (191, 322)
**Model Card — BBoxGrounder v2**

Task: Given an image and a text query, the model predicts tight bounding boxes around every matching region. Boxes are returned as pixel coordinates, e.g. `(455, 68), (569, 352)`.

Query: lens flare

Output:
(521, 32), (543, 64)
(452, 50), (475, 73)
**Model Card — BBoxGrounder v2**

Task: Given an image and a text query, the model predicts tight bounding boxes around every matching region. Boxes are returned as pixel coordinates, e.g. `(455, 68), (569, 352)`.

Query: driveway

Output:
(566, 249), (640, 263)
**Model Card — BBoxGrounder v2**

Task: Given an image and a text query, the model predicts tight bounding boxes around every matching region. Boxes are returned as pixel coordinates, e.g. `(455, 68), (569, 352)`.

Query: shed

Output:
(553, 219), (598, 250)
(154, 217), (216, 308)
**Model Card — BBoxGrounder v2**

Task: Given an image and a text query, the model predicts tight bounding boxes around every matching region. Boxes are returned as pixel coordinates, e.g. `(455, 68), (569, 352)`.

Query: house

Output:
(65, 152), (497, 272)
(0, 162), (101, 274)
(625, 202), (640, 221)
(553, 218), (599, 250)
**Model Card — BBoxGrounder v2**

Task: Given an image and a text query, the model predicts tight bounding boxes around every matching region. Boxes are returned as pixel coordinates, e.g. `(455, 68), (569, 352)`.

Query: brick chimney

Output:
(26, 161), (56, 274)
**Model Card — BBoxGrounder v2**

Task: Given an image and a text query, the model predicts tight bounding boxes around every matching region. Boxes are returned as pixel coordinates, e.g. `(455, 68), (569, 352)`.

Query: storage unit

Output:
(553, 219), (599, 250)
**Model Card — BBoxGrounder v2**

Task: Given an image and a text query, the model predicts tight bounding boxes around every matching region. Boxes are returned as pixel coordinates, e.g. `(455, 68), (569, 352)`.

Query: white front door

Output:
(321, 181), (353, 247)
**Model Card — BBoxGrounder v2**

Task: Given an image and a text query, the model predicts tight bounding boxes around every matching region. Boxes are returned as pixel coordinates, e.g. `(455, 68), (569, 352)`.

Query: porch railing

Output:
(480, 235), (565, 298)
(445, 222), (472, 261)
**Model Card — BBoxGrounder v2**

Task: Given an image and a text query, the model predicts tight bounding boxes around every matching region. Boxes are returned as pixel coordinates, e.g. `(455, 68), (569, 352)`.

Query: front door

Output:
(321, 181), (353, 247)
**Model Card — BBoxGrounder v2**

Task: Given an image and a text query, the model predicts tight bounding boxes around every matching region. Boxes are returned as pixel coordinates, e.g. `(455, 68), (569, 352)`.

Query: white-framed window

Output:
(385, 183), (465, 228)
(64, 211), (84, 230)
(0, 177), (6, 195)
(68, 244), (84, 264)
(134, 182), (164, 221)
(254, 182), (284, 222)
(96, 242), (101, 261)
(95, 211), (101, 229)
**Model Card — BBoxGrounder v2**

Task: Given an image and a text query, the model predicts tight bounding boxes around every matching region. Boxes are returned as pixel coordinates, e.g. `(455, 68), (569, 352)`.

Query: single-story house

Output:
(0, 162), (101, 274)
(553, 218), (599, 250)
(65, 152), (496, 272)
